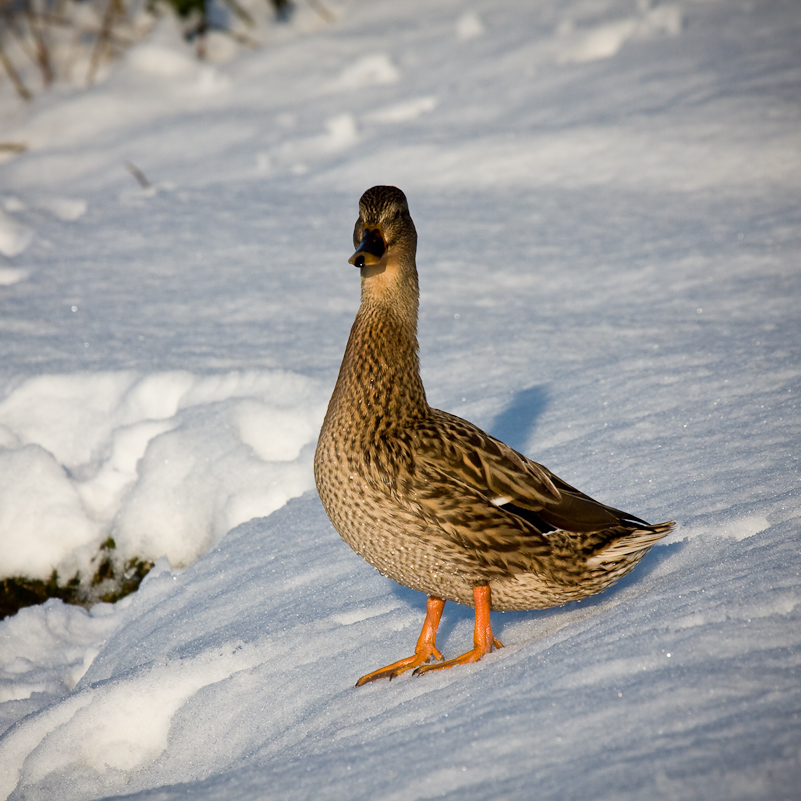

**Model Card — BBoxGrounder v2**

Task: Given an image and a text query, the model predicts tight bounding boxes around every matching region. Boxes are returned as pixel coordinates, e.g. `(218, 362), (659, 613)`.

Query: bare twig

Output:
(87, 0), (120, 85)
(306, 0), (336, 24)
(0, 36), (32, 100)
(225, 0), (254, 28)
(125, 161), (151, 188)
(4, 12), (37, 69)
(25, 1), (55, 86)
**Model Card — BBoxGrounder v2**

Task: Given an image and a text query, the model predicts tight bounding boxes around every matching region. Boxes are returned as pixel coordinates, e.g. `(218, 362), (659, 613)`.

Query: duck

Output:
(314, 185), (673, 686)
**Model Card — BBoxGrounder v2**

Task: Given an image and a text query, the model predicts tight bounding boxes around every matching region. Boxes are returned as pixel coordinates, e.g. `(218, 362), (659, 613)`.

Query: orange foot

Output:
(356, 596), (446, 686)
(414, 585), (502, 676)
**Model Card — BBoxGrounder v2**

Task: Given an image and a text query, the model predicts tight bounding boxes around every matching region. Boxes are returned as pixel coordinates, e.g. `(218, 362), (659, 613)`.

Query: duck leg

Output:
(355, 595), (446, 686)
(413, 585), (503, 676)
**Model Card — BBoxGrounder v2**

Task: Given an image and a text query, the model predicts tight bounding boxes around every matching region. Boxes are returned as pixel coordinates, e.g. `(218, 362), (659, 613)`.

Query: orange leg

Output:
(355, 596), (446, 686)
(413, 585), (502, 676)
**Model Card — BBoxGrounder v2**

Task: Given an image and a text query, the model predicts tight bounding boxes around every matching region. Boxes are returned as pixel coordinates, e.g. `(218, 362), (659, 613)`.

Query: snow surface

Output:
(1, 0), (800, 798)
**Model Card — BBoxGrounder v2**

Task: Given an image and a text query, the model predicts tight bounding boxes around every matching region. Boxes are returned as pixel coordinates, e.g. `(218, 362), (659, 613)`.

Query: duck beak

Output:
(349, 226), (386, 268)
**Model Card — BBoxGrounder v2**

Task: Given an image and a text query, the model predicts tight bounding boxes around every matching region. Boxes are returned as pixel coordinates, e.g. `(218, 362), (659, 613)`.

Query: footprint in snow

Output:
(332, 54), (400, 91)
(37, 197), (88, 222)
(0, 208), (33, 258)
(0, 267), (29, 285)
(366, 96), (438, 125)
(556, 4), (683, 64)
(456, 11), (484, 41)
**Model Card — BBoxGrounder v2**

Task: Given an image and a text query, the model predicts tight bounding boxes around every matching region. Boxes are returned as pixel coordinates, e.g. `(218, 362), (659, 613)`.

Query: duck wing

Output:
(409, 409), (662, 578)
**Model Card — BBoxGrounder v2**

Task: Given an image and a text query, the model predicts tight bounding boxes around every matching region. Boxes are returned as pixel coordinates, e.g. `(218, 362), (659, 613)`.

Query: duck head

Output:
(349, 186), (417, 276)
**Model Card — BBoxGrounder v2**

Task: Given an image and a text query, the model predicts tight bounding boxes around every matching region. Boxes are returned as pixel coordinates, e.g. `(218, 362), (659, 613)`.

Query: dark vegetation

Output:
(1, 537), (154, 620)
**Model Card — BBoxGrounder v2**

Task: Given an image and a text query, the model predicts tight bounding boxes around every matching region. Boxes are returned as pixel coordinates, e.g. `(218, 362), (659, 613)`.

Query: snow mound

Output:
(0, 370), (327, 581)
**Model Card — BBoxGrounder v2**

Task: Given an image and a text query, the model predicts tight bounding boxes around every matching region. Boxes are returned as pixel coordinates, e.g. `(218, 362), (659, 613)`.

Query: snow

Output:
(1, 0), (800, 799)
(0, 209), (34, 258)
(0, 370), (326, 578)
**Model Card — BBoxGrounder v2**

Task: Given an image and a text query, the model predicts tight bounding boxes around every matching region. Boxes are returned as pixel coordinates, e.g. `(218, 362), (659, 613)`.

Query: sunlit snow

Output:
(0, 0), (799, 799)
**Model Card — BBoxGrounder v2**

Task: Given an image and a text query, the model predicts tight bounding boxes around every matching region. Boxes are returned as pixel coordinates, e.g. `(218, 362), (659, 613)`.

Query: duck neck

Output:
(332, 259), (428, 426)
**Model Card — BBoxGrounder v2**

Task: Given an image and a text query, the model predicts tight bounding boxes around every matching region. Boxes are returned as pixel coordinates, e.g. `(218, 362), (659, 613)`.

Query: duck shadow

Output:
(486, 384), (549, 453)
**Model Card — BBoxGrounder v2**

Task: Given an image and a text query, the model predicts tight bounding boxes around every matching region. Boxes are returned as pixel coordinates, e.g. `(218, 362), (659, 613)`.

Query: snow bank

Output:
(0, 370), (327, 580)
(0, 596), (129, 709)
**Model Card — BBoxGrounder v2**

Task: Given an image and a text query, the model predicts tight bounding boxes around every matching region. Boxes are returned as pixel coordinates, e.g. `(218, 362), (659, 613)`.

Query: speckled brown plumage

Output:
(314, 185), (674, 685)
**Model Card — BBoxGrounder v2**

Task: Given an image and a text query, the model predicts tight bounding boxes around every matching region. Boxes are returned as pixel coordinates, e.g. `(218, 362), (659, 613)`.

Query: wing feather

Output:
(403, 409), (669, 579)
(416, 410), (637, 532)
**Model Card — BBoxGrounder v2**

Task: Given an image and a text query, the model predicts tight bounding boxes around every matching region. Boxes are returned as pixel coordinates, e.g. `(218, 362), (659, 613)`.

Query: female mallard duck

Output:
(314, 185), (673, 686)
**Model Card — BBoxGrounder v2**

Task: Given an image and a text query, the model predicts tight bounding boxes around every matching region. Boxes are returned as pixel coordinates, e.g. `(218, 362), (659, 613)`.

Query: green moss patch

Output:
(1, 538), (154, 620)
